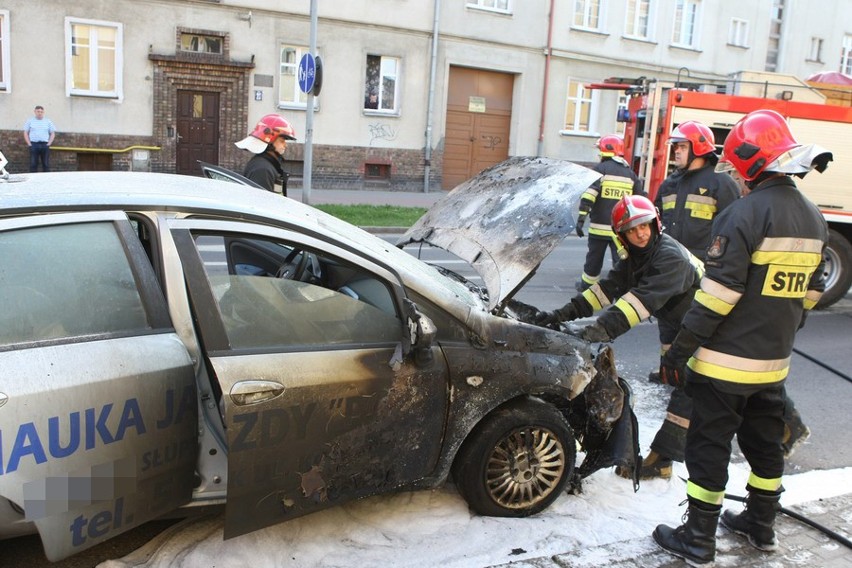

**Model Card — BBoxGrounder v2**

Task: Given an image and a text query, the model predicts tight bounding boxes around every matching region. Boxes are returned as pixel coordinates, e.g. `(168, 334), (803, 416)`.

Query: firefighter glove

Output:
(659, 355), (686, 388)
(578, 321), (611, 343)
(659, 327), (701, 388)
(575, 215), (586, 238)
(534, 302), (579, 327)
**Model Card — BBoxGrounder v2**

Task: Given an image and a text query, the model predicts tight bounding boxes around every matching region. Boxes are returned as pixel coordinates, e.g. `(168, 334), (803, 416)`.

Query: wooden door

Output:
(443, 67), (513, 189)
(176, 90), (220, 175)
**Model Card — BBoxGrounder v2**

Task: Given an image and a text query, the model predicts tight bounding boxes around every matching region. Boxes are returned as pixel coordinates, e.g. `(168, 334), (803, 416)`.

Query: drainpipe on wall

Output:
(423, 0), (441, 193)
(537, 0), (555, 157)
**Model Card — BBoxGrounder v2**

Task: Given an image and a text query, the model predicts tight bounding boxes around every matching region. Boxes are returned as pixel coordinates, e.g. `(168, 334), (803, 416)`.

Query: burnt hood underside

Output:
(398, 157), (601, 311)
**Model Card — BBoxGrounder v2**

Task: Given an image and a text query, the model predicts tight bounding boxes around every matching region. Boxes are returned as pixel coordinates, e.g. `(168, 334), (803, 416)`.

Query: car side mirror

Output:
(403, 299), (437, 365)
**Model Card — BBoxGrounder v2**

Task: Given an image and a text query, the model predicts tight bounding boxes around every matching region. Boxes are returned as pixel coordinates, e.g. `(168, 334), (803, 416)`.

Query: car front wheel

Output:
(452, 398), (575, 517)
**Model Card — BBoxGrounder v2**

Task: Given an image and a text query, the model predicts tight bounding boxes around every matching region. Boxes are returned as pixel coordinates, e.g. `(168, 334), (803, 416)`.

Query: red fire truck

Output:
(589, 72), (852, 308)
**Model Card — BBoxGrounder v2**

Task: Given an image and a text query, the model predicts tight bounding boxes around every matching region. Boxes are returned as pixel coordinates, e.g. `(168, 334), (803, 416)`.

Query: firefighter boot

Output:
(720, 488), (782, 551)
(653, 500), (720, 565)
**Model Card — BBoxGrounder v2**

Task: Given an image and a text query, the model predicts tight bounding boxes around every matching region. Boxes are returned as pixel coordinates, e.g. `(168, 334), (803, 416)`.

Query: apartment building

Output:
(0, 0), (849, 190)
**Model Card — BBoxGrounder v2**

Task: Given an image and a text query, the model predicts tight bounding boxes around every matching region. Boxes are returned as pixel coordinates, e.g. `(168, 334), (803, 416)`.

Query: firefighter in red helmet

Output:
(574, 135), (643, 292)
(235, 114), (297, 195)
(653, 109), (832, 565)
(648, 121), (740, 385)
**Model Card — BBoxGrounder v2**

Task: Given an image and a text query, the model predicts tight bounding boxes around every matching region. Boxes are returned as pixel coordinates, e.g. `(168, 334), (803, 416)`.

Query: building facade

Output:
(0, 0), (849, 191)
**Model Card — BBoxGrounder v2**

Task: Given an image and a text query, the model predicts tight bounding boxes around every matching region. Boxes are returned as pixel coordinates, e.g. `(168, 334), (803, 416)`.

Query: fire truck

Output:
(589, 71), (852, 308)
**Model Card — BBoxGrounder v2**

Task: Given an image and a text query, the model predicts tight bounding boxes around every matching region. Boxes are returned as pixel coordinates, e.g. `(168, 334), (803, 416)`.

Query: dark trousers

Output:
(29, 142), (50, 172)
(684, 377), (786, 495)
(582, 236), (618, 278)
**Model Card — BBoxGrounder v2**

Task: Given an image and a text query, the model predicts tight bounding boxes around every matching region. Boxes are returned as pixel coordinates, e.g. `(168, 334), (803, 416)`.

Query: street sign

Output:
(298, 53), (316, 94)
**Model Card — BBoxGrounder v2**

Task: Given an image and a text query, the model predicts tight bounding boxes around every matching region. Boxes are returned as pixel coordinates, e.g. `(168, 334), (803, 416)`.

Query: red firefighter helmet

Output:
(611, 195), (662, 248)
(717, 109), (800, 181)
(251, 114), (297, 143)
(235, 114), (297, 154)
(597, 134), (625, 157)
(669, 120), (716, 157)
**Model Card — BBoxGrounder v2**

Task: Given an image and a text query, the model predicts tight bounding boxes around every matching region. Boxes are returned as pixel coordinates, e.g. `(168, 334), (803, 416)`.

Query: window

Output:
(728, 18), (748, 47)
(0, 10), (9, 92)
(65, 18), (123, 98)
(842, 35), (852, 75)
(574, 0), (603, 30)
(279, 45), (320, 109)
(192, 234), (400, 351)
(563, 79), (594, 133)
(180, 33), (223, 55)
(808, 37), (824, 62)
(467, 0), (511, 12)
(364, 55), (399, 113)
(624, 0), (651, 39)
(671, 0), (701, 49)
(765, 0), (784, 71)
(0, 223), (150, 347)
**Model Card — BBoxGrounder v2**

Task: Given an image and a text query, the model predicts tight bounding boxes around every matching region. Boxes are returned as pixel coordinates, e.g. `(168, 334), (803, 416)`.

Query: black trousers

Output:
(582, 236), (618, 279)
(684, 376), (786, 495)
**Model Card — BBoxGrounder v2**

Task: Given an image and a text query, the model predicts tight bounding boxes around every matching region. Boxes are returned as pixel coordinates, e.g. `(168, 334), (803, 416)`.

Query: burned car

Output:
(0, 157), (637, 562)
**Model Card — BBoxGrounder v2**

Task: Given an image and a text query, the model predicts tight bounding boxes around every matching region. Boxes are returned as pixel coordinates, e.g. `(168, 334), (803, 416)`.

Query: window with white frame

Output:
(728, 18), (748, 47)
(842, 35), (852, 75)
(467, 0), (511, 12)
(671, 0), (700, 49)
(574, 0), (603, 31)
(0, 10), (9, 92)
(364, 54), (399, 113)
(563, 79), (594, 133)
(65, 18), (123, 98)
(808, 37), (824, 62)
(624, 0), (651, 39)
(279, 45), (320, 108)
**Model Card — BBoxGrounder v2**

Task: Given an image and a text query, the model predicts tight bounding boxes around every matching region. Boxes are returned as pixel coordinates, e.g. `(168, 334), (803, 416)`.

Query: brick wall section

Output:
(1, 129), (443, 191)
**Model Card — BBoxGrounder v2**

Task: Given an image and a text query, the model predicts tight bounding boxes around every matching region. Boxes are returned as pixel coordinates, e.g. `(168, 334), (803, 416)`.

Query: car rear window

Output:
(0, 222), (150, 347)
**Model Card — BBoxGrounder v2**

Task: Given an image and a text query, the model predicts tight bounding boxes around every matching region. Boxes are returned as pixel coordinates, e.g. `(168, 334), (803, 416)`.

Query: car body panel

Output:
(398, 157), (600, 311)
(0, 210), (197, 561)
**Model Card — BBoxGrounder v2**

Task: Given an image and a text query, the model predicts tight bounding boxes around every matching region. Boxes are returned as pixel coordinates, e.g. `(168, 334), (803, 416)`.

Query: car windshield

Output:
(305, 208), (487, 312)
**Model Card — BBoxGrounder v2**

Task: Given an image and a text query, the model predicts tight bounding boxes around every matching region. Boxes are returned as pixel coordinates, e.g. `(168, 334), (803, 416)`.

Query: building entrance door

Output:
(443, 67), (513, 190)
(176, 90), (220, 175)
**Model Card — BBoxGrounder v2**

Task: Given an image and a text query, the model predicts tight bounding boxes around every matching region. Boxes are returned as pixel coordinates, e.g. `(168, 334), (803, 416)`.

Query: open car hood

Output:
(398, 156), (600, 312)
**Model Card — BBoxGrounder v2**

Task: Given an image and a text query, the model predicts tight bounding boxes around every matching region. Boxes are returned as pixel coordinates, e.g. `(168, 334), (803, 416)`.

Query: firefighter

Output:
(649, 121), (740, 384)
(652, 109), (832, 565)
(235, 114), (297, 195)
(536, 195), (704, 482)
(574, 135), (643, 291)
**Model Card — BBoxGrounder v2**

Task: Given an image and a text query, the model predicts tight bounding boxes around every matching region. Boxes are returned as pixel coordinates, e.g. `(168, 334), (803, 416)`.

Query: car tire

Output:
(817, 229), (852, 309)
(452, 397), (575, 518)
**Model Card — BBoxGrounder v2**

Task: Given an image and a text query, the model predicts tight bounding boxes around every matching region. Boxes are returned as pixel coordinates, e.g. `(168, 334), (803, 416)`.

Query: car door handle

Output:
(229, 380), (285, 406)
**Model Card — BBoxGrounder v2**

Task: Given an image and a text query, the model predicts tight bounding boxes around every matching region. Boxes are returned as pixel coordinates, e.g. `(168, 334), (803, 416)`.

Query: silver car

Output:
(0, 158), (638, 562)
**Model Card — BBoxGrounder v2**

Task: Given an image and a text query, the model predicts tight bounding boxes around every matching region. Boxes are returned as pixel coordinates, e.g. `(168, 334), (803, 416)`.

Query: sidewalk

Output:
(287, 187), (445, 208)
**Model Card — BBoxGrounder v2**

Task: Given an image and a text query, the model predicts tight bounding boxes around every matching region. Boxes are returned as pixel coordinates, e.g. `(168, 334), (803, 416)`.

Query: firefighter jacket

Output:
(655, 162), (739, 258)
(570, 232), (704, 340)
(244, 151), (287, 194)
(578, 158), (642, 241)
(680, 176), (829, 390)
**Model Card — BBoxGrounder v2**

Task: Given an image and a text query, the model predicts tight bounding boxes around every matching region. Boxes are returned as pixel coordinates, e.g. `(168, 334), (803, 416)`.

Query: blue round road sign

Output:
(298, 53), (316, 94)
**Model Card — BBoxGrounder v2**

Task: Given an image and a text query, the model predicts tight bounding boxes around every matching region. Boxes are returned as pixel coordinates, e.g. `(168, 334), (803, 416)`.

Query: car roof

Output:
(0, 170), (486, 317)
